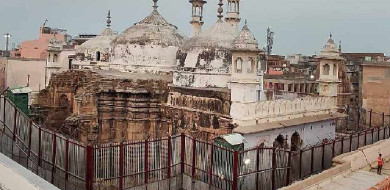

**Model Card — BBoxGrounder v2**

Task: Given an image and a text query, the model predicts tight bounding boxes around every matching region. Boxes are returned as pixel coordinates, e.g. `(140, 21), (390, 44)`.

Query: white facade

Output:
(243, 119), (336, 149)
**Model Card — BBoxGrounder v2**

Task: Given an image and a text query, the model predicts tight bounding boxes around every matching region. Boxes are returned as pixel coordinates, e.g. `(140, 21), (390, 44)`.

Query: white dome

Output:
(77, 28), (117, 55)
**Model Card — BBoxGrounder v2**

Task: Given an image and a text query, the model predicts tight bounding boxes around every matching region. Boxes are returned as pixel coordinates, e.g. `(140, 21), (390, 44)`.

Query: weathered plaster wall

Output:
(231, 96), (337, 126)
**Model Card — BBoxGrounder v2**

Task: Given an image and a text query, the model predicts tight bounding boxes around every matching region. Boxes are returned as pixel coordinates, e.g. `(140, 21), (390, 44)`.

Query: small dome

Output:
(76, 28), (117, 54)
(111, 10), (186, 47)
(233, 24), (259, 51)
(180, 20), (238, 51)
(317, 34), (345, 60)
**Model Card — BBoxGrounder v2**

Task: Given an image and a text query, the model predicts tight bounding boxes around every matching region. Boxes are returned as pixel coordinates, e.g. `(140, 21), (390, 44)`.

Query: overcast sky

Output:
(0, 0), (389, 56)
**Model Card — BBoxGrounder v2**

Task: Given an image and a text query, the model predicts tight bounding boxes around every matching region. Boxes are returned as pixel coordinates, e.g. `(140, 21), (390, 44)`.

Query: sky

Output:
(0, 0), (389, 56)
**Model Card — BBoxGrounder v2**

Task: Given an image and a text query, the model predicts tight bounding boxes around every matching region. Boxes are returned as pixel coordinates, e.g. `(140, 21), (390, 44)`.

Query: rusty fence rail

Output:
(1, 95), (390, 190)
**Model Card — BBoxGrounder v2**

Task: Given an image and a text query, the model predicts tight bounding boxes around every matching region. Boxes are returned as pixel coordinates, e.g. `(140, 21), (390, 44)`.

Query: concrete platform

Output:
(307, 161), (390, 190)
(0, 153), (59, 190)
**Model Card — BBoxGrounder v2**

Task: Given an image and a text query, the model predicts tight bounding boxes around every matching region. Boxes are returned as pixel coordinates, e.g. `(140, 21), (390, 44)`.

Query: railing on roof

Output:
(0, 95), (389, 190)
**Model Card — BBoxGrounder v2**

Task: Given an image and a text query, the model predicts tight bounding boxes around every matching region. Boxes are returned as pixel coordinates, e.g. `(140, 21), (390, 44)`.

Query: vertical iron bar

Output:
(85, 145), (94, 190)
(364, 131), (367, 146)
(256, 147), (260, 190)
(51, 133), (57, 184)
(27, 120), (32, 169)
(64, 139), (69, 188)
(321, 143), (325, 170)
(272, 148), (276, 190)
(357, 132), (360, 149)
(310, 147), (314, 174)
(11, 108), (17, 159)
(38, 127), (42, 168)
(232, 151), (239, 190)
(286, 151), (292, 185)
(180, 133), (185, 174)
(349, 135), (353, 152)
(299, 149), (303, 178)
(371, 129), (374, 143)
(208, 144), (213, 187)
(191, 138), (196, 178)
(167, 137), (172, 186)
(369, 109), (373, 128)
(144, 139), (149, 185)
(119, 142), (124, 190)
(332, 140), (335, 158)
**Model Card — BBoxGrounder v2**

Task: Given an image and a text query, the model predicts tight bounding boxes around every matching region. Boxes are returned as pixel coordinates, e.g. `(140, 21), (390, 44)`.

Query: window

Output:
(236, 58), (242, 73)
(48, 54), (51, 61)
(333, 63), (337, 76)
(323, 63), (330, 75)
(53, 54), (58, 62)
(247, 58), (254, 73)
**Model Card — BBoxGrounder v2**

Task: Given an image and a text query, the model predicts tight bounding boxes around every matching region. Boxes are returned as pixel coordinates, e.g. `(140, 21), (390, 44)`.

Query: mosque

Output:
(37, 0), (349, 149)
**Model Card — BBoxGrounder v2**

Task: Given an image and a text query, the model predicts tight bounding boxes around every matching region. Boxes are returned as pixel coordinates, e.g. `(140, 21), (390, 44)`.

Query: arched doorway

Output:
(273, 134), (284, 149)
(58, 94), (69, 108)
(290, 132), (302, 151)
(96, 51), (101, 61)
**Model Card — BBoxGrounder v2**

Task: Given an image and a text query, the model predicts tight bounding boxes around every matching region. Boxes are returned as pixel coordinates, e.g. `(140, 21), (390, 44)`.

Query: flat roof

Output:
(234, 112), (347, 135)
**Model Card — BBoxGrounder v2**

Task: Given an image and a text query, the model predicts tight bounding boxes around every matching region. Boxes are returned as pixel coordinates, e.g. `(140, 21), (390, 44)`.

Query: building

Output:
(362, 61), (390, 115)
(342, 53), (387, 107)
(31, 0), (345, 149)
(19, 26), (70, 59)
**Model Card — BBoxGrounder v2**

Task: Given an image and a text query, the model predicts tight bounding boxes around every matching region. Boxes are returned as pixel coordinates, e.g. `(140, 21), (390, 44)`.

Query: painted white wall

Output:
(243, 119), (336, 149)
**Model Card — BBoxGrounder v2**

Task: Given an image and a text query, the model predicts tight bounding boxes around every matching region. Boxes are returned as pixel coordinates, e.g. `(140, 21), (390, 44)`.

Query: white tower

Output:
(45, 38), (63, 86)
(230, 22), (264, 103)
(317, 34), (345, 97)
(190, 0), (206, 37)
(225, 0), (241, 26)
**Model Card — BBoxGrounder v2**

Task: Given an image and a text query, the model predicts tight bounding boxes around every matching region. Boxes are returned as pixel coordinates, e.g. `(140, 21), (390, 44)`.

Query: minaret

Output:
(45, 37), (63, 86)
(189, 0), (206, 37)
(230, 21), (264, 102)
(225, 0), (241, 26)
(317, 34), (345, 98)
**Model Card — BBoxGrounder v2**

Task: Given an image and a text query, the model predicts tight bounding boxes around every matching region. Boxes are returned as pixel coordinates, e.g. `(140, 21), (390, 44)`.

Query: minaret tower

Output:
(225, 0), (241, 26)
(45, 37), (62, 86)
(190, 0), (206, 37)
(317, 34), (345, 98)
(230, 21), (264, 103)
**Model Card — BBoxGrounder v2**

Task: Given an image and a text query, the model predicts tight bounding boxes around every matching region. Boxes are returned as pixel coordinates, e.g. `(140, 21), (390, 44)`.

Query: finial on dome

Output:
(245, 19), (247, 25)
(339, 40), (342, 52)
(153, 0), (159, 10)
(107, 10), (112, 28)
(329, 33), (333, 39)
(217, 0), (223, 20)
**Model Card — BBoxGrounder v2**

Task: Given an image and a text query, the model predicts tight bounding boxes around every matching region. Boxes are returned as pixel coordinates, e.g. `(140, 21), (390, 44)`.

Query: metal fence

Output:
(1, 95), (390, 190)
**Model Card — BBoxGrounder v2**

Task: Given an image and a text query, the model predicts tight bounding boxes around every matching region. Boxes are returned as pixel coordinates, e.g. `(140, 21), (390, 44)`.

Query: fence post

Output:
(357, 132), (360, 149)
(119, 142), (124, 190)
(383, 112), (386, 129)
(364, 131), (367, 146)
(27, 120), (32, 168)
(357, 109), (361, 130)
(180, 133), (185, 175)
(208, 144), (213, 188)
(310, 147), (314, 174)
(286, 151), (292, 185)
(349, 135), (353, 152)
(38, 127), (42, 168)
(332, 140), (336, 158)
(272, 148), (276, 190)
(85, 145), (94, 190)
(51, 133), (57, 184)
(232, 151), (239, 190)
(369, 109), (373, 128)
(256, 147), (260, 190)
(371, 128), (374, 143)
(144, 139), (149, 185)
(321, 143), (325, 170)
(64, 138), (69, 188)
(11, 108), (17, 159)
(299, 149), (303, 178)
(341, 137), (344, 154)
(191, 138), (196, 178)
(2, 97), (6, 134)
(167, 136), (172, 180)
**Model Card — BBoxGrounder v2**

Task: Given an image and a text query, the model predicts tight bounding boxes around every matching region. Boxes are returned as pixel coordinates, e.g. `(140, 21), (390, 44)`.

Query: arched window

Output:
(53, 54), (58, 62)
(247, 58), (254, 73)
(333, 63), (337, 76)
(96, 51), (101, 61)
(323, 63), (330, 75)
(291, 132), (302, 151)
(48, 54), (51, 62)
(273, 134), (285, 149)
(236, 58), (242, 73)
